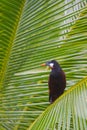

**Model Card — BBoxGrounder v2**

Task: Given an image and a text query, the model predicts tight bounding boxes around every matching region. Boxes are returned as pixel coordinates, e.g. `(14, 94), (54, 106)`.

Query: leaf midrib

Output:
(0, 0), (26, 89)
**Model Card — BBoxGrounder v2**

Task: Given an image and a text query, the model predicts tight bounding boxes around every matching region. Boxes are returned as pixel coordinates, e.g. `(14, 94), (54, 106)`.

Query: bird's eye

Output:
(49, 63), (54, 68)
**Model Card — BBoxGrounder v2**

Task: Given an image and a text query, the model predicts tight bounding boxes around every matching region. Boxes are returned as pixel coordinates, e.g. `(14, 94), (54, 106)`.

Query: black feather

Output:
(48, 60), (66, 103)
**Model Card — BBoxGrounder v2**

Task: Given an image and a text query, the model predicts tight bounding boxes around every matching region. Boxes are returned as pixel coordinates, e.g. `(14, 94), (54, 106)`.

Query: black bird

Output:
(41, 60), (66, 104)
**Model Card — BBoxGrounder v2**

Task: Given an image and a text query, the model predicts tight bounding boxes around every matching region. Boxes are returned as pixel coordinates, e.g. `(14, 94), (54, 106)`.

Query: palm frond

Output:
(0, 0), (87, 130)
(29, 77), (87, 130)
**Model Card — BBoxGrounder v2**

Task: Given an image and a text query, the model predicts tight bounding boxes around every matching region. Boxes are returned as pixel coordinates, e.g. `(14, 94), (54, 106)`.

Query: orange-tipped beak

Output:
(41, 63), (46, 66)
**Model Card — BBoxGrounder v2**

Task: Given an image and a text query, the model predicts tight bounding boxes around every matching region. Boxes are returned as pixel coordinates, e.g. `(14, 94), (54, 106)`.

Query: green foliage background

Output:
(0, 0), (87, 130)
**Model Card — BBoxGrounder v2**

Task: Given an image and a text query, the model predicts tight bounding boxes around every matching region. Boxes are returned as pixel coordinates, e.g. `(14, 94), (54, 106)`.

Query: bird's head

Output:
(41, 60), (61, 70)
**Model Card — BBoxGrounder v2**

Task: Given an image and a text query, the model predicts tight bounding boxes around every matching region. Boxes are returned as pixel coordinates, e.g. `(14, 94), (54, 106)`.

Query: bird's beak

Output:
(41, 63), (46, 66)
(41, 63), (50, 70)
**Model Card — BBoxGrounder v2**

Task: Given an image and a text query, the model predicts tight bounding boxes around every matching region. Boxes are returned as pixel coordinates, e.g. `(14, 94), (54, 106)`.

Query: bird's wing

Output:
(48, 71), (66, 102)
(48, 74), (59, 94)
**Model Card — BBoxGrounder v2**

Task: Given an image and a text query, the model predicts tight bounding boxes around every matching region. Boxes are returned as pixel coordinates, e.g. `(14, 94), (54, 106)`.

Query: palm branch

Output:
(29, 77), (87, 130)
(0, 0), (87, 129)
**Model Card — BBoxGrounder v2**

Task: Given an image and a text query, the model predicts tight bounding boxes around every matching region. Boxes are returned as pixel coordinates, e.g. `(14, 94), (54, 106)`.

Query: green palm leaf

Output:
(29, 77), (87, 130)
(0, 0), (87, 130)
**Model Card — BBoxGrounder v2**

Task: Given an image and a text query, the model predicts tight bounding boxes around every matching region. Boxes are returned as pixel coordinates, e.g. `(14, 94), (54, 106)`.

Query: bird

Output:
(41, 60), (66, 104)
